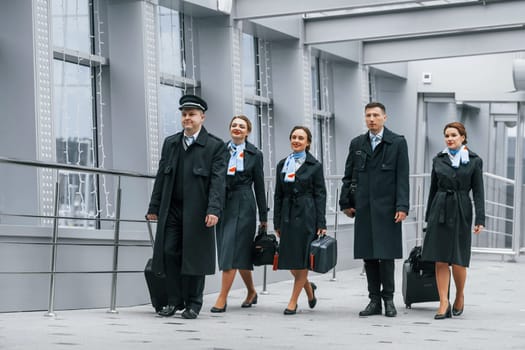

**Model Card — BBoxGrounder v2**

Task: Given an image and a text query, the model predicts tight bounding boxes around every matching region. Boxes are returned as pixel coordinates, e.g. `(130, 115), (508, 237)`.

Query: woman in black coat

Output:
(211, 116), (268, 313)
(422, 122), (485, 320)
(274, 126), (327, 315)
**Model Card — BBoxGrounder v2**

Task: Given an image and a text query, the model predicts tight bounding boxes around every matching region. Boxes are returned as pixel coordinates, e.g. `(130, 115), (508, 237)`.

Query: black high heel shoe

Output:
(210, 303), (227, 313)
(283, 305), (297, 315)
(452, 297), (464, 316)
(308, 282), (317, 309)
(452, 304), (464, 316)
(241, 294), (258, 308)
(434, 303), (452, 320)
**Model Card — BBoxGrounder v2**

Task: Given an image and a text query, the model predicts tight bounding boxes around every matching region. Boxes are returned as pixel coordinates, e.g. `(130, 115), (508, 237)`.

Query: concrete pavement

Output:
(1, 255), (524, 350)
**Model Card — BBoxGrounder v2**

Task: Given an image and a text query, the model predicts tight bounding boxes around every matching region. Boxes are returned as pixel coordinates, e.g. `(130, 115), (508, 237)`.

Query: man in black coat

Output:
(146, 94), (228, 319)
(339, 102), (409, 318)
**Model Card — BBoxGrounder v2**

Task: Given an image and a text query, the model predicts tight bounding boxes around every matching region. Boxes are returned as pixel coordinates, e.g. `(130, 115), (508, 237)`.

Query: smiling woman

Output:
(273, 125), (327, 315)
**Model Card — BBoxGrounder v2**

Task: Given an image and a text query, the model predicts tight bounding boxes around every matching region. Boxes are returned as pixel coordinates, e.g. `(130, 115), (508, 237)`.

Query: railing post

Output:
(512, 102), (524, 260)
(330, 187), (339, 281)
(44, 180), (60, 317)
(108, 176), (122, 313)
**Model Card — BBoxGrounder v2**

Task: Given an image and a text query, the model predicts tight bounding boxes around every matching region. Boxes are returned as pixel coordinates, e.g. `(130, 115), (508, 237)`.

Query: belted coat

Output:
(339, 127), (410, 259)
(422, 151), (485, 267)
(274, 152), (327, 269)
(147, 127), (228, 276)
(216, 141), (268, 270)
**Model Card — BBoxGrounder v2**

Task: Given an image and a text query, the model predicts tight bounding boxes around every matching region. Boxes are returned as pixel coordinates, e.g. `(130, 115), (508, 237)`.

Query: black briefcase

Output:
(252, 226), (278, 266)
(402, 246), (440, 308)
(144, 219), (168, 312)
(309, 234), (337, 274)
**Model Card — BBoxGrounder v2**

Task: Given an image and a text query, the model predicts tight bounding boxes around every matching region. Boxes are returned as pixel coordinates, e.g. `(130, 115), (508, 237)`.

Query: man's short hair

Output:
(365, 102), (386, 113)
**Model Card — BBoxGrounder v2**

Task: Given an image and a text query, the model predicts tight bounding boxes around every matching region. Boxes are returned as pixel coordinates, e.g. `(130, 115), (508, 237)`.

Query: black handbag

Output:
(252, 226), (278, 266)
(407, 246), (435, 275)
(309, 234), (337, 273)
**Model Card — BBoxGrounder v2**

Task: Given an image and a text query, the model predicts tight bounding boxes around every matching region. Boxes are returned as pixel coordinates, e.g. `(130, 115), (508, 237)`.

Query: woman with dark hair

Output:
(211, 115), (267, 313)
(274, 126), (327, 315)
(422, 121), (485, 319)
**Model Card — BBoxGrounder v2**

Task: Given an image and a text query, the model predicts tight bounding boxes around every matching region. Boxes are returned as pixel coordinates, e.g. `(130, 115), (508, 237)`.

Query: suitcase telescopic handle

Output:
(145, 215), (155, 250)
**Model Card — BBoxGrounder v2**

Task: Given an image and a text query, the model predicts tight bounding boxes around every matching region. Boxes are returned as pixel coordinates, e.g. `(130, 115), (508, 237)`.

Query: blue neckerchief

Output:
(448, 148), (460, 155)
(282, 151), (306, 182)
(227, 141), (245, 175)
(443, 145), (469, 168)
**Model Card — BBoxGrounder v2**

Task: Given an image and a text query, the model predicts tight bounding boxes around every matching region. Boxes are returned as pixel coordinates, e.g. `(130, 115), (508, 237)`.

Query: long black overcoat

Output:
(147, 127), (228, 276)
(339, 127), (410, 259)
(422, 151), (485, 267)
(216, 141), (268, 270)
(274, 152), (327, 269)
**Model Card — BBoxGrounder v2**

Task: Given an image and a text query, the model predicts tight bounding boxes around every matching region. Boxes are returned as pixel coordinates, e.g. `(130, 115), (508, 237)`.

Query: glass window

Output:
(159, 85), (183, 140)
(51, 0), (99, 227)
(243, 34), (257, 96)
(311, 57), (321, 111)
(54, 61), (94, 145)
(51, 0), (92, 52)
(158, 7), (183, 76)
(53, 60), (97, 227)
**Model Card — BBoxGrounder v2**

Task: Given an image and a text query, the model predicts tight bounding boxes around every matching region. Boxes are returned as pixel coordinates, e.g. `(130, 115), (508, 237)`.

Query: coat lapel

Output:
(295, 152), (316, 177)
(359, 133), (372, 156)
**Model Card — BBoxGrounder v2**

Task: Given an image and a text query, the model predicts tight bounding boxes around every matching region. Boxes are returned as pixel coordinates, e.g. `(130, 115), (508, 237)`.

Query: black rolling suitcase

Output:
(402, 246), (439, 308)
(144, 219), (168, 312)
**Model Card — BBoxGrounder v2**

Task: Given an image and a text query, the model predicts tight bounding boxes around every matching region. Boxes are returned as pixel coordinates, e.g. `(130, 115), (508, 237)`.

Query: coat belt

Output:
(436, 189), (468, 224)
(282, 192), (313, 223)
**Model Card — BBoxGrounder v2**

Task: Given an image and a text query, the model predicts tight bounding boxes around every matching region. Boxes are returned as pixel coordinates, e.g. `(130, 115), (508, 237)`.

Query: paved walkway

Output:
(1, 255), (524, 350)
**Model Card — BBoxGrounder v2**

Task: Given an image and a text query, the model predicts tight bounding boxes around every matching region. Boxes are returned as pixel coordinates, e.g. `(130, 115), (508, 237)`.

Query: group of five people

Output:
(146, 94), (485, 320)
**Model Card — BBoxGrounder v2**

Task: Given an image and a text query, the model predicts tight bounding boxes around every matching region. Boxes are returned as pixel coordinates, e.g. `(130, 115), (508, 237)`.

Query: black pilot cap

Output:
(178, 94), (208, 112)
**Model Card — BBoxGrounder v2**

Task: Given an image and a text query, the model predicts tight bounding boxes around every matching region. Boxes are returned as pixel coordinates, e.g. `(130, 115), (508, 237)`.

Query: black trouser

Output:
(363, 259), (395, 302)
(165, 206), (205, 313)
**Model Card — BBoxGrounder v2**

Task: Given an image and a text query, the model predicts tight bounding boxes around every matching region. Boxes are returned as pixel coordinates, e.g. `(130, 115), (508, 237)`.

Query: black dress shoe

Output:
(158, 304), (183, 317)
(210, 304), (227, 313)
(434, 303), (452, 320)
(181, 308), (199, 319)
(283, 306), (297, 315)
(308, 282), (317, 309)
(241, 294), (258, 308)
(384, 300), (397, 317)
(359, 301), (382, 317)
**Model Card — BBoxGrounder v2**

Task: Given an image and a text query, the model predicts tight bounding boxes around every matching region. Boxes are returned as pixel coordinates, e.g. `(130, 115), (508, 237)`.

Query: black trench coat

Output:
(147, 127), (228, 276)
(274, 152), (327, 269)
(422, 151), (485, 267)
(216, 141), (268, 270)
(339, 127), (410, 259)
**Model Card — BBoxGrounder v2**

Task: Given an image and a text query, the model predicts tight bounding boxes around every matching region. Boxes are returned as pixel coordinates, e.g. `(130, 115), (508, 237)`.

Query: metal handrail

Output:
(0, 156), (155, 179)
(0, 156), (157, 315)
(1, 156), (522, 314)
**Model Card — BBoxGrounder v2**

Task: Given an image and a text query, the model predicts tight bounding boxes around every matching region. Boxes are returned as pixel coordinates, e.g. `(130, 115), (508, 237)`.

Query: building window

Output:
(311, 56), (336, 209)
(242, 34), (273, 173)
(157, 7), (199, 141)
(311, 57), (334, 169)
(51, 0), (106, 227)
